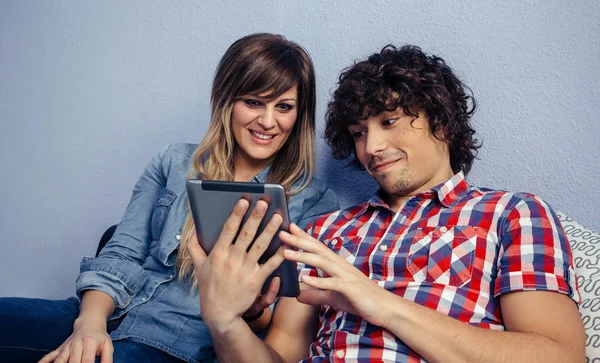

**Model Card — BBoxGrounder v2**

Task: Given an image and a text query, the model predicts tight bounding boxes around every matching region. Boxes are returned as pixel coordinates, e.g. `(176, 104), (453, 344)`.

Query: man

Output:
(189, 45), (585, 362)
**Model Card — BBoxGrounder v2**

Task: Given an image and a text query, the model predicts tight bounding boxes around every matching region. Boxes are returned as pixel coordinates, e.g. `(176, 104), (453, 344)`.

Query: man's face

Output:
(347, 108), (454, 202)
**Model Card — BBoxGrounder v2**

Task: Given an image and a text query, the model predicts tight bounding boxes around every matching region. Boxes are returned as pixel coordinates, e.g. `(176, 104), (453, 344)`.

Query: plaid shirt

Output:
(299, 172), (580, 363)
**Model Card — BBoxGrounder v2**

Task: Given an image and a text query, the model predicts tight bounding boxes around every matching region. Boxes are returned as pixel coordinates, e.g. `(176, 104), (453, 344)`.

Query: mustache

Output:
(367, 151), (406, 170)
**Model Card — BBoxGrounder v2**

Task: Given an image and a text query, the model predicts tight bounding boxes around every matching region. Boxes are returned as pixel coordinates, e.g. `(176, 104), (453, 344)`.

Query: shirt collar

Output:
(433, 171), (469, 207)
(358, 171), (469, 215)
(250, 165), (271, 183)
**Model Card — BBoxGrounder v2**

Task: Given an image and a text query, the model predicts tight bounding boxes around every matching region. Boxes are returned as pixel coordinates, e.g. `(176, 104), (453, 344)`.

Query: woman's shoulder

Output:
(292, 175), (331, 195)
(149, 143), (199, 179)
(160, 142), (198, 159)
(292, 175), (339, 208)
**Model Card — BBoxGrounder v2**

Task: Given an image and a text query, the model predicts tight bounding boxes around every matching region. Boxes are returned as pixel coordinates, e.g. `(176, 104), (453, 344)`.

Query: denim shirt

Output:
(75, 143), (339, 363)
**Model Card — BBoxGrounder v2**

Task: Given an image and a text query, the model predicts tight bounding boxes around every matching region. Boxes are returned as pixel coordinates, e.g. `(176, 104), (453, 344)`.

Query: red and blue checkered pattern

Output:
(298, 172), (580, 362)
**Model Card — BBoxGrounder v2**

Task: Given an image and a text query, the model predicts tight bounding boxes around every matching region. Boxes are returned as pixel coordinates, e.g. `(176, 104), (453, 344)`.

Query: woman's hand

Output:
(38, 315), (113, 363)
(188, 199), (286, 334)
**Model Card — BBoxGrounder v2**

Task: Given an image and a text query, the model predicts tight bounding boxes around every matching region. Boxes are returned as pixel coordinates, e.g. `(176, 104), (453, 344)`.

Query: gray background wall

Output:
(1, 0), (598, 299)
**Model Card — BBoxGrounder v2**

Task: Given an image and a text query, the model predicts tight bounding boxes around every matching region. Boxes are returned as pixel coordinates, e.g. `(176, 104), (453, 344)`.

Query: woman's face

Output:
(231, 85), (298, 172)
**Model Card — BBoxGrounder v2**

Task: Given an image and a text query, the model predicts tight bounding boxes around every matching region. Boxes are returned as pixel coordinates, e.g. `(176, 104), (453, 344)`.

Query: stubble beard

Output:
(376, 167), (415, 197)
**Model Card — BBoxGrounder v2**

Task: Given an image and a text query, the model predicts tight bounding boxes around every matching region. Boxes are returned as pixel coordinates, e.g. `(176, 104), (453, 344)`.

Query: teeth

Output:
(251, 131), (275, 140)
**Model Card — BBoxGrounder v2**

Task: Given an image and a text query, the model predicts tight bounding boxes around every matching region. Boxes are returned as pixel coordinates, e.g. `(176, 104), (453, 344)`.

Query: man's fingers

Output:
(280, 225), (335, 258)
(231, 200), (269, 257)
(282, 246), (343, 277)
(213, 199), (249, 252)
(296, 287), (332, 306)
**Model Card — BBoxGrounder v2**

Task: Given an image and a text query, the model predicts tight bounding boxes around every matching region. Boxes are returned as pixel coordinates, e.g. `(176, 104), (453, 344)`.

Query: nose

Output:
(365, 127), (387, 156)
(257, 107), (276, 129)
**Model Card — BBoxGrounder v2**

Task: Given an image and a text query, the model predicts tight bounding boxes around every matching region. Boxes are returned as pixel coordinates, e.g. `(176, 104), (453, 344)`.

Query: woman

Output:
(0, 33), (338, 363)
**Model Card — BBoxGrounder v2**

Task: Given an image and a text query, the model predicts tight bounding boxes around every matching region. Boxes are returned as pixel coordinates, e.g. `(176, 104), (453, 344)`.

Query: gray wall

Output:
(1, 1), (598, 298)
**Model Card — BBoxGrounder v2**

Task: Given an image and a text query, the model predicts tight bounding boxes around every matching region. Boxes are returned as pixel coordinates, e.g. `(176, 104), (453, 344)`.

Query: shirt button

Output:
(169, 274), (174, 279)
(400, 215), (407, 223)
(440, 226), (448, 233)
(176, 234), (181, 240)
(336, 350), (345, 358)
(380, 245), (388, 251)
(332, 238), (339, 245)
(141, 297), (146, 301)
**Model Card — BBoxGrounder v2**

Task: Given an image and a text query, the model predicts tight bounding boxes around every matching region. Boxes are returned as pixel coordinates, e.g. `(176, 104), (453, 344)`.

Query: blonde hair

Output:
(177, 33), (317, 284)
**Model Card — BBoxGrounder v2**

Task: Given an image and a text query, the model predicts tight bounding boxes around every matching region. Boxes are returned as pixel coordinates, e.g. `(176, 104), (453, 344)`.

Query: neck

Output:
(233, 153), (271, 182)
(385, 168), (455, 211)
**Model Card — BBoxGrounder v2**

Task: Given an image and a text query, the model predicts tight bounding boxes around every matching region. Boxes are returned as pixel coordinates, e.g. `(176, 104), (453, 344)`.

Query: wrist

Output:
(242, 308), (265, 323)
(74, 314), (107, 330)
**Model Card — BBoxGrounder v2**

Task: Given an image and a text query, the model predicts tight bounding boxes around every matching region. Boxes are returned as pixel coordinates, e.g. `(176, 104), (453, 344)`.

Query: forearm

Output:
(209, 318), (284, 363)
(75, 290), (116, 329)
(382, 293), (581, 363)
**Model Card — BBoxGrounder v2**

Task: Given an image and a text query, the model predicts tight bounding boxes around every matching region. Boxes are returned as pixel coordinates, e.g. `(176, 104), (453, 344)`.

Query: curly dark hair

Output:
(325, 45), (480, 175)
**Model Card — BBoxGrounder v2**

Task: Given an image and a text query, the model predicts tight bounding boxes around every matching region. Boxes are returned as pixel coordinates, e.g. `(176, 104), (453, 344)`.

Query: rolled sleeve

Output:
(76, 256), (150, 309)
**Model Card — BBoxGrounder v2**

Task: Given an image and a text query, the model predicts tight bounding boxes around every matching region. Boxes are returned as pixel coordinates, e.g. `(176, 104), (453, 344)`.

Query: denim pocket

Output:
(150, 188), (177, 241)
(406, 226), (477, 287)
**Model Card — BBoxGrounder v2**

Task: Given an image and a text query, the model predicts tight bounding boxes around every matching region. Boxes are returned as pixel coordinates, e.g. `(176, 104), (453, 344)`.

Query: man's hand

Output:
(281, 223), (393, 328)
(188, 199), (286, 334)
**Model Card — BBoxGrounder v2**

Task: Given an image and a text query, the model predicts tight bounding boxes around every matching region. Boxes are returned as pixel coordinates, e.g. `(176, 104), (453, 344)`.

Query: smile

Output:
(250, 130), (276, 140)
(371, 159), (400, 172)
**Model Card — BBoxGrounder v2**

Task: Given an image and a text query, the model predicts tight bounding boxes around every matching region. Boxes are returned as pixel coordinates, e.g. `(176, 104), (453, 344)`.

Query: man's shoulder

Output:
(308, 201), (370, 237)
(462, 185), (545, 206)
(459, 185), (558, 223)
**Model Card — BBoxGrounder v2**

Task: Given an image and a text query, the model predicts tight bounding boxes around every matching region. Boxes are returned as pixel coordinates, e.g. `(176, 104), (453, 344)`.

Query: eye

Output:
(382, 117), (398, 127)
(243, 98), (263, 108)
(349, 130), (366, 141)
(276, 103), (295, 112)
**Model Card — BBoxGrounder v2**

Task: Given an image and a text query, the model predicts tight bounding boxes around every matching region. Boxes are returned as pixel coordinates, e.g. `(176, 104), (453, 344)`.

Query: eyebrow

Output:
(246, 94), (297, 103)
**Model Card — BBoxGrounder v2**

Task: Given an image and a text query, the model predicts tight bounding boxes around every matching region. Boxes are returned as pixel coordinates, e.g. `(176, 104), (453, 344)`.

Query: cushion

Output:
(556, 211), (600, 360)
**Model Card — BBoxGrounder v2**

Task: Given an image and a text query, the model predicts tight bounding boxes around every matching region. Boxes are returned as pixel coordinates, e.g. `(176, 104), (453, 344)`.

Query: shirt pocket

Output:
(406, 225), (477, 287)
(325, 236), (362, 267)
(150, 188), (177, 241)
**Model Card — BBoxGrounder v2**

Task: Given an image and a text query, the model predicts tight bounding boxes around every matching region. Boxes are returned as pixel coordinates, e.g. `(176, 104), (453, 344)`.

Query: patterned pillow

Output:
(556, 211), (600, 361)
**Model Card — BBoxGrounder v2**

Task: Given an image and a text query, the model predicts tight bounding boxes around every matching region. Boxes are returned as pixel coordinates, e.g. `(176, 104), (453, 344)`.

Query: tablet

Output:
(186, 179), (300, 297)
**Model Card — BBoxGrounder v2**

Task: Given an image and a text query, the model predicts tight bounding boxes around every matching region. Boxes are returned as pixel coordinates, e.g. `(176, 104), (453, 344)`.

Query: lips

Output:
(371, 159), (398, 172)
(250, 130), (276, 140)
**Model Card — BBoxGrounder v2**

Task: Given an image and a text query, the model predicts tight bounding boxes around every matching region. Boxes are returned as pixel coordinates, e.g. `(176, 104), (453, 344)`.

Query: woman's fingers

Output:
(68, 340), (83, 363)
(39, 349), (60, 363)
(261, 276), (280, 307)
(230, 200), (269, 258)
(99, 339), (114, 363)
(81, 337), (101, 363)
(187, 227), (208, 268)
(212, 199), (250, 252)
(244, 212), (282, 266)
